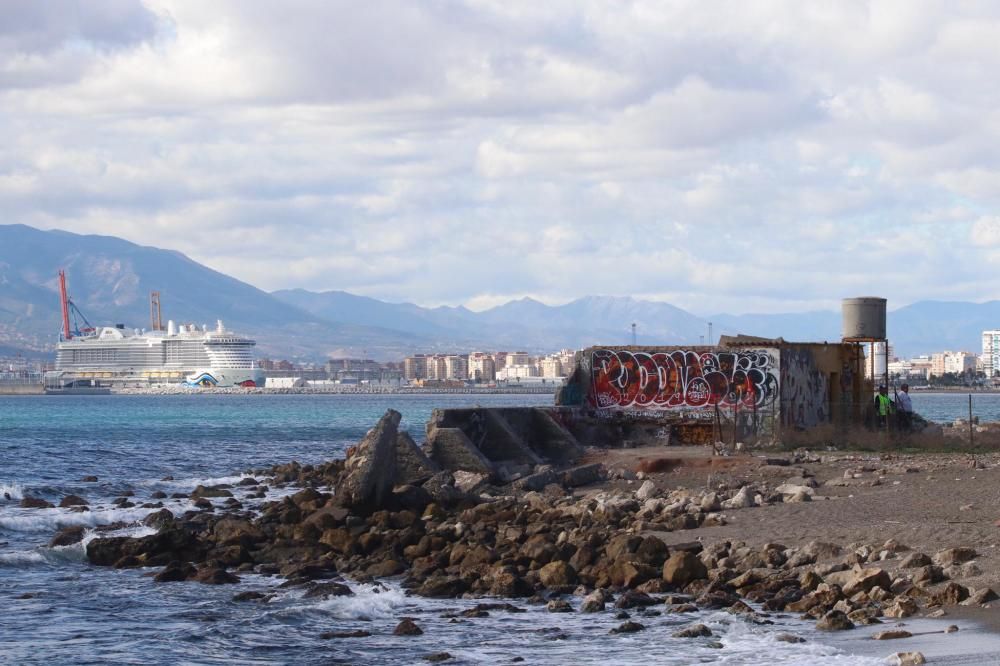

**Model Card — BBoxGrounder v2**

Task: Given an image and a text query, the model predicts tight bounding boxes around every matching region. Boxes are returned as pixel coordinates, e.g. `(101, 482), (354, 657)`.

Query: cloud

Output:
(5, 0), (1000, 316)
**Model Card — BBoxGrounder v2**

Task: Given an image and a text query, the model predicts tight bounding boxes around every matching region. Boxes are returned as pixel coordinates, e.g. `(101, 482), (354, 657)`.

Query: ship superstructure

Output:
(49, 272), (264, 388)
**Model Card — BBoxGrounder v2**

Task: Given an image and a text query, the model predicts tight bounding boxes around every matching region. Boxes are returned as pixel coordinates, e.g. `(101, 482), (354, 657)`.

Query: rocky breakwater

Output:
(77, 410), (996, 657)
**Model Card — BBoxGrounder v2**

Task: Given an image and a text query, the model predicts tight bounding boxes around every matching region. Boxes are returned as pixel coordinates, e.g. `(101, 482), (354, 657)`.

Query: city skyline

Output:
(6, 3), (1000, 315)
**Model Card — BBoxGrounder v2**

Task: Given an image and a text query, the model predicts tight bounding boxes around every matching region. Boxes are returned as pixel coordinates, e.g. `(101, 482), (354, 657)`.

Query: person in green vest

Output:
(874, 384), (895, 429)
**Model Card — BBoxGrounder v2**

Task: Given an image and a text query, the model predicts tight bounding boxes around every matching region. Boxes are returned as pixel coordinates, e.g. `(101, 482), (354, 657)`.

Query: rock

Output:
(49, 526), (86, 547)
(785, 490), (812, 503)
(546, 600), (573, 613)
(303, 581), (354, 599)
(320, 630), (371, 639)
(883, 596), (918, 618)
(899, 552), (932, 569)
(816, 610), (854, 631)
(802, 541), (843, 561)
(232, 591), (267, 602)
(965, 588), (999, 605)
(336, 409), (401, 512)
(700, 492), (721, 511)
(775, 484), (814, 497)
(562, 463), (603, 488)
(580, 591), (605, 613)
(672, 623), (712, 638)
(452, 470), (489, 493)
(538, 561), (577, 588)
(212, 518), (264, 546)
(154, 561), (195, 582)
(192, 566), (239, 585)
(614, 590), (658, 609)
(932, 582), (970, 606)
(418, 576), (469, 598)
(933, 547), (977, 567)
(776, 633), (806, 644)
(912, 565), (945, 585)
(422, 472), (465, 507)
(392, 484), (433, 513)
(393, 618), (423, 636)
(81, 475), (98, 482)
(828, 567), (892, 597)
(635, 481), (657, 501)
(395, 431), (440, 484)
(890, 652), (926, 666)
(662, 551), (708, 587)
(19, 497), (53, 509)
(190, 485), (233, 499)
(721, 486), (756, 510)
(58, 495), (89, 507)
(423, 653), (452, 663)
(872, 630), (913, 640)
(513, 469), (557, 492)
(610, 621), (645, 634)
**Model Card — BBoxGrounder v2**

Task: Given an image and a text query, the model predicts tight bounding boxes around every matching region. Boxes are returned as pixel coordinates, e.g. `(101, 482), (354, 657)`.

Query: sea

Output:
(2, 392), (1000, 665)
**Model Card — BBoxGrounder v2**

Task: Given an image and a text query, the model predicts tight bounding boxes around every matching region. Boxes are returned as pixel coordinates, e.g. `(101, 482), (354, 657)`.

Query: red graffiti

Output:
(589, 349), (778, 411)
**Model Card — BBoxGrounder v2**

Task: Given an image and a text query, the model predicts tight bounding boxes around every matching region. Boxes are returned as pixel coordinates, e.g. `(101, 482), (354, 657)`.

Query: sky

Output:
(3, 1), (1000, 315)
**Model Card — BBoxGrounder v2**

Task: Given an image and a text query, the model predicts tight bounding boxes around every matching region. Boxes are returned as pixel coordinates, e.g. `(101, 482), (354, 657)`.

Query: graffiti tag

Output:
(589, 349), (779, 412)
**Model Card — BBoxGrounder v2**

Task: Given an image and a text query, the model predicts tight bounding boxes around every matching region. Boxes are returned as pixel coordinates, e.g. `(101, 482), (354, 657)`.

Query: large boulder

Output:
(562, 463), (604, 488)
(86, 525), (205, 567)
(538, 560), (577, 588)
(662, 551), (707, 587)
(335, 409), (401, 512)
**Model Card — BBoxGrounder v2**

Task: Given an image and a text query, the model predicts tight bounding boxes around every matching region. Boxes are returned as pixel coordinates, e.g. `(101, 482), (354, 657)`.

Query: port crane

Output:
(57, 270), (95, 340)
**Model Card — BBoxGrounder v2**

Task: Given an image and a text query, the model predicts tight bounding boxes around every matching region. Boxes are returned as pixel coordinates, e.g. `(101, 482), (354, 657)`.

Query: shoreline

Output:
(62, 411), (1000, 663)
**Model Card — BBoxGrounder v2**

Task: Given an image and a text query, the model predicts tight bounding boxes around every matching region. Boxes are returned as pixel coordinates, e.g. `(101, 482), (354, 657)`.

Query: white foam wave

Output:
(0, 550), (47, 565)
(0, 480), (25, 501)
(312, 583), (408, 620)
(0, 524), (158, 567)
(0, 505), (161, 533)
(271, 582), (409, 621)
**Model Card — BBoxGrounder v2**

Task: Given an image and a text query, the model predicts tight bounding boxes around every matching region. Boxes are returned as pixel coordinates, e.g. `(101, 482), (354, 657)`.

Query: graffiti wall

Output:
(781, 347), (829, 428)
(588, 348), (780, 417)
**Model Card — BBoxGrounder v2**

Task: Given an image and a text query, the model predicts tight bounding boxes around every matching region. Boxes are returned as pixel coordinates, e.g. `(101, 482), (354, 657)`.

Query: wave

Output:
(0, 505), (164, 533)
(0, 480), (25, 501)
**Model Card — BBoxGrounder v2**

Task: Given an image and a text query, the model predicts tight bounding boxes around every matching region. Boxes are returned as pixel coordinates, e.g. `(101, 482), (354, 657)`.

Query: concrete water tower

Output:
(842, 297), (887, 341)
(841, 297), (888, 390)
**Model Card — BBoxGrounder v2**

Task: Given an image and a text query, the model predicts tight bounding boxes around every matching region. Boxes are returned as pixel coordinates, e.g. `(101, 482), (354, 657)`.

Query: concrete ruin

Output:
(555, 336), (870, 445)
(424, 407), (585, 481)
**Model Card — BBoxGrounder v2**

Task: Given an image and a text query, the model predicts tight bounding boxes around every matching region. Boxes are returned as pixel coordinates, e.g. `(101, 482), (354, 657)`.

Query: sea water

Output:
(0, 393), (993, 665)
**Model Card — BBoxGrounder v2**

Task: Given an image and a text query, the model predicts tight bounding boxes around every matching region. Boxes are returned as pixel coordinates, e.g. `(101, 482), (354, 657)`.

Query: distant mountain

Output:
(0, 224), (431, 359)
(1, 224), (993, 361)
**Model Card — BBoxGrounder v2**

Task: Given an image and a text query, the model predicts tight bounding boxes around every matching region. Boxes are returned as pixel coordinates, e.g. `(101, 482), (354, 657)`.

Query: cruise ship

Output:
(49, 272), (264, 388)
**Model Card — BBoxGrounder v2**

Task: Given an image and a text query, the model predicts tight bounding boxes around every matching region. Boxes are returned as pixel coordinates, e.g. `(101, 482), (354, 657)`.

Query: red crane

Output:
(58, 269), (72, 340)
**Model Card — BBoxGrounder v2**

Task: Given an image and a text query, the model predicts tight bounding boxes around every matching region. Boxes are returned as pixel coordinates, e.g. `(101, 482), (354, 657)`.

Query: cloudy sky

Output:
(4, 1), (1000, 314)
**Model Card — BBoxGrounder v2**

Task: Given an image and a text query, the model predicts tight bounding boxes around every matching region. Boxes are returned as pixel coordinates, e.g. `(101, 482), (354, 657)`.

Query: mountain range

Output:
(0, 223), (993, 360)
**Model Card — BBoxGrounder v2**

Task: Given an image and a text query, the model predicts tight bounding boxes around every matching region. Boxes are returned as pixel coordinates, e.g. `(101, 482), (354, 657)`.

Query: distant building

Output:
(403, 354), (427, 380)
(540, 356), (564, 378)
(444, 355), (468, 380)
(426, 355), (447, 380)
(467, 352), (496, 382)
(983, 330), (1000, 377)
(496, 364), (538, 381)
(506, 351), (531, 367)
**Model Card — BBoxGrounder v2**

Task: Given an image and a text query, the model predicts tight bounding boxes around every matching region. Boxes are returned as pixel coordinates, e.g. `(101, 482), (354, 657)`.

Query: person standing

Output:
(895, 383), (913, 431)
(874, 385), (894, 429)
